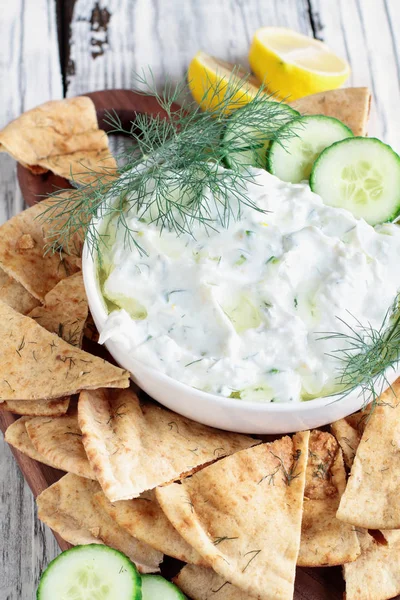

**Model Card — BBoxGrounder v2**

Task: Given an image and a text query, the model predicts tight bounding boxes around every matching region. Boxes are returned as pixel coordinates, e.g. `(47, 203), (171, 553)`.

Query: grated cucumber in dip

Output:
(98, 167), (400, 403)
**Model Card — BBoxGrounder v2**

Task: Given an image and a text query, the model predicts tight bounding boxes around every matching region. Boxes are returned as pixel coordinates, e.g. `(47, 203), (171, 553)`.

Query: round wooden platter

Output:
(6, 89), (344, 599)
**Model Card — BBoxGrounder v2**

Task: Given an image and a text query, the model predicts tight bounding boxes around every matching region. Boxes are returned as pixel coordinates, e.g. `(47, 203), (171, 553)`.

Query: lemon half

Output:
(249, 27), (350, 101)
(188, 51), (265, 113)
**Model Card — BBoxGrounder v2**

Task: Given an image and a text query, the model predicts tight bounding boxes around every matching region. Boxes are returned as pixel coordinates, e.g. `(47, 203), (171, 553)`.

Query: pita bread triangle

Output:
(174, 565), (252, 600)
(156, 432), (309, 600)
(0, 300), (129, 401)
(36, 473), (162, 573)
(28, 272), (88, 347)
(0, 266), (39, 315)
(337, 380), (400, 529)
(25, 413), (94, 479)
(298, 430), (360, 567)
(331, 409), (368, 469)
(78, 387), (258, 502)
(5, 417), (55, 466)
(0, 397), (70, 416)
(290, 88), (371, 136)
(0, 96), (117, 183)
(0, 197), (82, 301)
(344, 530), (400, 600)
(93, 489), (206, 565)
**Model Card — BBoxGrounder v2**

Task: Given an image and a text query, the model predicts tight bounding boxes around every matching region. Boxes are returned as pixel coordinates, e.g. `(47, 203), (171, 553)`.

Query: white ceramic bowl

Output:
(82, 244), (399, 434)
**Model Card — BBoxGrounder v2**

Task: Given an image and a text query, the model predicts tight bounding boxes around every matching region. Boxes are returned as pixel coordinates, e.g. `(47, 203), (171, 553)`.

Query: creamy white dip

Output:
(99, 168), (400, 402)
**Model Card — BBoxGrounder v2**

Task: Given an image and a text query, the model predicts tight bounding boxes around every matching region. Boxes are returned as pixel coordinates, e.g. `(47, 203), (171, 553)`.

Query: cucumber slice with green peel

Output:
(310, 137), (400, 225)
(223, 102), (300, 169)
(267, 115), (354, 183)
(37, 545), (141, 600)
(141, 575), (187, 599)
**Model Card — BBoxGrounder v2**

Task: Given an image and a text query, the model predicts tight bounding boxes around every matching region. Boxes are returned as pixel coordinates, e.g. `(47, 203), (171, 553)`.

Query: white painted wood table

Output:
(0, 0), (399, 597)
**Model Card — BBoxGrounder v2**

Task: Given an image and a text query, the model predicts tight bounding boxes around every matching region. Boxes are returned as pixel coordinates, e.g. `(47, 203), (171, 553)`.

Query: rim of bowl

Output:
(82, 237), (398, 415)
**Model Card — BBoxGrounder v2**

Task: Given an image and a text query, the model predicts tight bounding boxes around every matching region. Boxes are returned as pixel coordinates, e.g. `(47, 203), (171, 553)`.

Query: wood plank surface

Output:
(0, 2), (62, 598)
(0, 1), (399, 598)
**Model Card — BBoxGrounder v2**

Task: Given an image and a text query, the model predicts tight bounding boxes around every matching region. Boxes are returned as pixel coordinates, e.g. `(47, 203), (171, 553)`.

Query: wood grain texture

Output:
(1, 0), (399, 598)
(0, 2), (62, 598)
(310, 0), (400, 152)
(66, 0), (312, 98)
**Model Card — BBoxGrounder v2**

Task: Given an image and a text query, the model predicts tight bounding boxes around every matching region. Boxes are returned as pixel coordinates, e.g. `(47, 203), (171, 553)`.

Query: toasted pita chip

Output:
(290, 88), (371, 136)
(0, 198), (82, 301)
(337, 381), (400, 529)
(0, 97), (117, 183)
(297, 430), (360, 567)
(37, 473), (163, 573)
(331, 410), (368, 468)
(40, 148), (117, 184)
(25, 414), (94, 479)
(157, 432), (309, 600)
(94, 489), (206, 565)
(0, 267), (40, 315)
(28, 272), (88, 347)
(0, 97), (100, 163)
(0, 397), (70, 416)
(344, 530), (400, 600)
(0, 301), (129, 401)
(174, 565), (252, 600)
(5, 417), (54, 466)
(78, 388), (258, 502)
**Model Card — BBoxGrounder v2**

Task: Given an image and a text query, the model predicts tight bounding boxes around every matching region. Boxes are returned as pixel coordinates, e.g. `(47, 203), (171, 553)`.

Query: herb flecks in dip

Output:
(99, 168), (400, 403)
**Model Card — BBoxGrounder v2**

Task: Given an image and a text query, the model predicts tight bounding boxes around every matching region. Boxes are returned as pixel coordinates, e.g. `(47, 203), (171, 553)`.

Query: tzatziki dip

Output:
(98, 168), (400, 403)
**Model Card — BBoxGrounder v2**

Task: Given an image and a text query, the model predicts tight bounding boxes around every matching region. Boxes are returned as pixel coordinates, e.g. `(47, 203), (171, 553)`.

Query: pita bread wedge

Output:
(36, 473), (163, 573)
(157, 432), (309, 600)
(174, 565), (253, 600)
(0, 397), (70, 416)
(331, 409), (369, 468)
(0, 301), (129, 401)
(78, 387), (258, 502)
(5, 417), (54, 466)
(25, 414), (94, 479)
(0, 267), (40, 315)
(0, 198), (82, 301)
(290, 88), (371, 136)
(28, 272), (88, 347)
(297, 430), (360, 567)
(0, 97), (99, 163)
(0, 97), (117, 183)
(344, 530), (400, 600)
(337, 380), (400, 529)
(40, 148), (117, 184)
(94, 489), (206, 565)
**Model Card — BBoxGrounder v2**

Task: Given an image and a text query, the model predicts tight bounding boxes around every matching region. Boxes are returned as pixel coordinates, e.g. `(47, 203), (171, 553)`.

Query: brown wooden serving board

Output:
(2, 89), (345, 599)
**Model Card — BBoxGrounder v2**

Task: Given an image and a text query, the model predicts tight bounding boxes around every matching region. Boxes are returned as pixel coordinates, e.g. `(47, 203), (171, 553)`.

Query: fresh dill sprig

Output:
(319, 293), (400, 409)
(242, 549), (261, 573)
(213, 536), (239, 546)
(39, 68), (298, 257)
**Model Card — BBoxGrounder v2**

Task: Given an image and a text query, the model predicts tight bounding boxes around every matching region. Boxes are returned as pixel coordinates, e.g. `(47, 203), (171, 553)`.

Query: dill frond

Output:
(319, 293), (400, 409)
(242, 549), (261, 572)
(39, 68), (298, 257)
(213, 536), (239, 546)
(269, 449), (302, 486)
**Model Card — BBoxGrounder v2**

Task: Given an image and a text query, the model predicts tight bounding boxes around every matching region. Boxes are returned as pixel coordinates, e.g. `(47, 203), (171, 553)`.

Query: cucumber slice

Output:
(141, 575), (187, 599)
(37, 545), (141, 600)
(267, 115), (354, 183)
(310, 137), (400, 225)
(223, 102), (299, 169)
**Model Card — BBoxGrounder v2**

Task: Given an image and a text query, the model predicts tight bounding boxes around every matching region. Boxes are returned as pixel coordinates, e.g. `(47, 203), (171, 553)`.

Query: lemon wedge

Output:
(249, 27), (350, 101)
(188, 51), (265, 113)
